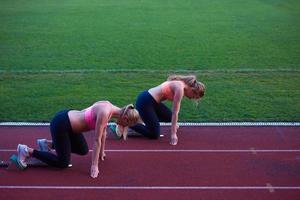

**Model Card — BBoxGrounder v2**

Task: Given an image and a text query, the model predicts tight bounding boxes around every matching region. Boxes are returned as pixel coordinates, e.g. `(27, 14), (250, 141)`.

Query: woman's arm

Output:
(100, 127), (107, 161)
(170, 84), (184, 145)
(90, 112), (108, 178)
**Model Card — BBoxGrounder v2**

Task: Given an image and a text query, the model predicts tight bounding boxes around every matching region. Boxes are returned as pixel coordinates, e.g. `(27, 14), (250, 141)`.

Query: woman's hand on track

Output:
(170, 134), (178, 145)
(90, 165), (99, 178)
(101, 152), (106, 161)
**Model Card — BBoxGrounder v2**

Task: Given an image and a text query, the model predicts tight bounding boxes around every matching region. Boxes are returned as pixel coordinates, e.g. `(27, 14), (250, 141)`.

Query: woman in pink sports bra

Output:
(121, 75), (205, 145)
(14, 101), (139, 178)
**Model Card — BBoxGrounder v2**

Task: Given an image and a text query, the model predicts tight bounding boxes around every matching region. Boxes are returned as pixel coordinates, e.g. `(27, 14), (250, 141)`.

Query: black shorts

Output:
(32, 110), (89, 168)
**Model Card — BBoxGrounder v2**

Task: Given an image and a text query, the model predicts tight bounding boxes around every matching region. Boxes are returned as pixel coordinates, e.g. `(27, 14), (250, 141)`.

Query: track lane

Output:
(0, 126), (299, 200)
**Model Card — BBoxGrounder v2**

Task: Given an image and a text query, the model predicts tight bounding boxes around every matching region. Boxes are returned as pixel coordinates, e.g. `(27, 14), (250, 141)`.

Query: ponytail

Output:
(168, 74), (205, 98)
(167, 75), (197, 87)
(121, 104), (135, 117)
(119, 104), (140, 140)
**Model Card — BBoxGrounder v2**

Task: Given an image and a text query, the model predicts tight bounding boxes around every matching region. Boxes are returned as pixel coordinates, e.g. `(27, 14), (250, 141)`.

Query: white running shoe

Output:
(109, 124), (122, 139)
(37, 139), (51, 152)
(17, 144), (29, 168)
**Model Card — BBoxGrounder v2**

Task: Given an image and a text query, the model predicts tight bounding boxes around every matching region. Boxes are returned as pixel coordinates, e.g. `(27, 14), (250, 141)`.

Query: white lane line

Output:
(1, 122), (299, 126)
(101, 149), (300, 153)
(250, 147), (257, 155)
(0, 186), (300, 190)
(266, 183), (275, 193)
(1, 149), (300, 153)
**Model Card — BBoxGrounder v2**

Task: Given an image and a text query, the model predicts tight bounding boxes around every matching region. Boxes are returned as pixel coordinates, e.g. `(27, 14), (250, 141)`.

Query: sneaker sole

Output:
(17, 144), (28, 169)
(109, 125), (122, 140)
(10, 154), (26, 170)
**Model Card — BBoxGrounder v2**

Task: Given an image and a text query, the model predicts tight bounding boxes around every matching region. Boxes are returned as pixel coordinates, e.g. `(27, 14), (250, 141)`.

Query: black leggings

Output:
(131, 90), (172, 139)
(32, 110), (89, 168)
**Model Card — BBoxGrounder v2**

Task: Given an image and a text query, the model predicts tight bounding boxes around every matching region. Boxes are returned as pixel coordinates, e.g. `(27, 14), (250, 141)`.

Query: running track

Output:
(0, 125), (299, 200)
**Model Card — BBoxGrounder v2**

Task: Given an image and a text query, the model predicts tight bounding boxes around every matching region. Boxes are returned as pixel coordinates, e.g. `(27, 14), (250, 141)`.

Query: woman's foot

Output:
(108, 124), (122, 139)
(17, 144), (30, 168)
(37, 139), (51, 152)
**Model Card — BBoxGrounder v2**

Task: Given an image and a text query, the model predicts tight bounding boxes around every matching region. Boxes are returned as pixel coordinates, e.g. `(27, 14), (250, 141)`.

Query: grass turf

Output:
(0, 0), (299, 121)
(0, 71), (299, 121)
(1, 0), (299, 71)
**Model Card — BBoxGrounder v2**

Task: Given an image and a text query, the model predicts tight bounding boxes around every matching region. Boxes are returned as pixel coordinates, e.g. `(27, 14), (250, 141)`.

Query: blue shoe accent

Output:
(37, 139), (50, 152)
(10, 154), (26, 170)
(108, 124), (122, 140)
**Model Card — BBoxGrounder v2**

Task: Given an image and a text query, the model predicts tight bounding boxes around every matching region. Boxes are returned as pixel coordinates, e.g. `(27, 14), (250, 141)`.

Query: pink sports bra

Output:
(161, 82), (174, 101)
(84, 101), (112, 130)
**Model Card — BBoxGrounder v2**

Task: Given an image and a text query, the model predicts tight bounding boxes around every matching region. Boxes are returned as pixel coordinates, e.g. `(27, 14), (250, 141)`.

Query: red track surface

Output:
(0, 126), (299, 200)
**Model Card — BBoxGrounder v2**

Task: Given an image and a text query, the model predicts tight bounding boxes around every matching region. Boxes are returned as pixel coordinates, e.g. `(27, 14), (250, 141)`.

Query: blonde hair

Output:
(168, 75), (205, 98)
(119, 104), (140, 139)
(122, 104), (140, 125)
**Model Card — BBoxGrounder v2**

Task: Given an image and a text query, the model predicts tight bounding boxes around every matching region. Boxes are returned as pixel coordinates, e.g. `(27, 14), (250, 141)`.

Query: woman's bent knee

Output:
(56, 157), (71, 168)
(57, 160), (70, 168)
(149, 134), (160, 139)
(148, 128), (160, 139)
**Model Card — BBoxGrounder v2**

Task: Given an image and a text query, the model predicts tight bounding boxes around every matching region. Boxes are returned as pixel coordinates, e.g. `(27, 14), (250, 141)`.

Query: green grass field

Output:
(0, 0), (299, 121)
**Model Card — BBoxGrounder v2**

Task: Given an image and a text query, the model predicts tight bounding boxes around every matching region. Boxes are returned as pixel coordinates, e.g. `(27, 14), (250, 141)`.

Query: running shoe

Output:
(16, 144), (29, 169)
(108, 124), (122, 139)
(37, 139), (51, 152)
